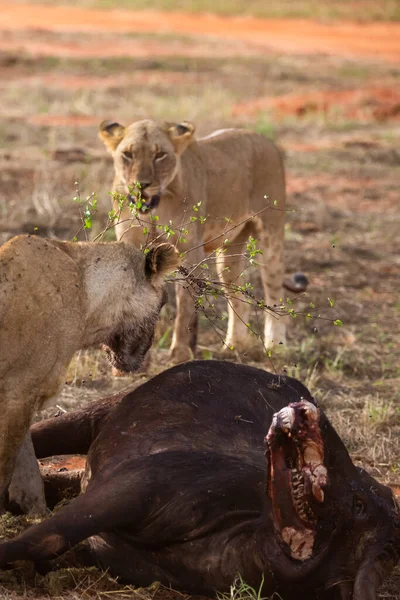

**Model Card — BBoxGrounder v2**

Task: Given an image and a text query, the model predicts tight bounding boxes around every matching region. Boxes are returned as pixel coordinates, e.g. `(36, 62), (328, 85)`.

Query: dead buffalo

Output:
(0, 360), (399, 600)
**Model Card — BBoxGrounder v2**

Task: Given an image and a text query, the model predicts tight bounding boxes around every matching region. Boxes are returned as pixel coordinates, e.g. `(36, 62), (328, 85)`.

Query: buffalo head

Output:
(266, 400), (399, 599)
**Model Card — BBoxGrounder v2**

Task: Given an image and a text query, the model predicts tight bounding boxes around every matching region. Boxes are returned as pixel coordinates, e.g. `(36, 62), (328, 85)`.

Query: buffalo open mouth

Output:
(266, 400), (328, 562)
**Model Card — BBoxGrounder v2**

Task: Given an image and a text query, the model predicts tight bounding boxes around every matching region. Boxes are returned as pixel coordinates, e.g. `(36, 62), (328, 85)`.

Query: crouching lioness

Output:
(100, 119), (304, 363)
(0, 234), (179, 516)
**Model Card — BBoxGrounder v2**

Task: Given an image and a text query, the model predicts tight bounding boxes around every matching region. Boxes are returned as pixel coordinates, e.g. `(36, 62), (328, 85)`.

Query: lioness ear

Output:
(99, 120), (125, 153)
(145, 243), (180, 283)
(166, 121), (195, 154)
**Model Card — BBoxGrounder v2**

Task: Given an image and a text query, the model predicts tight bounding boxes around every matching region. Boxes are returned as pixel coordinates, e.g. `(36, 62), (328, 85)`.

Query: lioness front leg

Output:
(7, 433), (46, 517)
(216, 222), (257, 356)
(258, 217), (286, 347)
(0, 393), (44, 515)
(169, 246), (204, 363)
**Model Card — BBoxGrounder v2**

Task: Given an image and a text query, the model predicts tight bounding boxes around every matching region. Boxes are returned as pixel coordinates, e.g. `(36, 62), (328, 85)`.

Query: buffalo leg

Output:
(0, 471), (144, 569)
(31, 394), (122, 459)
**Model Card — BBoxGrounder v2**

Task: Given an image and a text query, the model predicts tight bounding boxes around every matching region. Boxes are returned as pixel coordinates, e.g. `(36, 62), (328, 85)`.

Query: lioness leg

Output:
(7, 433), (46, 516)
(170, 246), (205, 363)
(256, 214), (286, 347)
(216, 222), (257, 354)
(0, 392), (44, 515)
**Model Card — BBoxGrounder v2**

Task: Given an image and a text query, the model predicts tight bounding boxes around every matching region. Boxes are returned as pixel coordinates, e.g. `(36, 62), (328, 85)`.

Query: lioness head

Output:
(103, 242), (180, 372)
(99, 119), (195, 211)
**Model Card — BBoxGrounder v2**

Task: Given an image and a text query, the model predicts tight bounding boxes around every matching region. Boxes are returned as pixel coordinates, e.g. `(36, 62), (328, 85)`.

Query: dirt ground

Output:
(0, 2), (399, 599)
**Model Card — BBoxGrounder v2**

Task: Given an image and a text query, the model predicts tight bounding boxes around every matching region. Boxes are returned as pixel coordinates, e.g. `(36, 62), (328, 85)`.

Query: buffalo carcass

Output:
(1, 360), (399, 599)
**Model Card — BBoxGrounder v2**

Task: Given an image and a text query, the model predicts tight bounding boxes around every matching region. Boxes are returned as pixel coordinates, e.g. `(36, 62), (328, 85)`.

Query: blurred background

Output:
(0, 4), (399, 587)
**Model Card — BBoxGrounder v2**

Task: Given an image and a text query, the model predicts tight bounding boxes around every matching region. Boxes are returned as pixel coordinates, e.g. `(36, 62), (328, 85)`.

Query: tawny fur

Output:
(99, 119), (287, 362)
(0, 235), (178, 515)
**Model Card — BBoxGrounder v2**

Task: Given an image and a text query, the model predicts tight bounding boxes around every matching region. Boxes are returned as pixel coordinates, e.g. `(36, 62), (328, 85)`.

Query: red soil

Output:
(0, 35), (253, 60)
(287, 174), (399, 214)
(1, 3), (399, 126)
(233, 87), (400, 122)
(39, 455), (86, 471)
(0, 2), (400, 63)
(28, 114), (99, 126)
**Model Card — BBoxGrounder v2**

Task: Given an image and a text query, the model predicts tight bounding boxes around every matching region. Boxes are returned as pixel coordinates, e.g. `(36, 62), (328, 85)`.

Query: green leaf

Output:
(333, 319), (343, 327)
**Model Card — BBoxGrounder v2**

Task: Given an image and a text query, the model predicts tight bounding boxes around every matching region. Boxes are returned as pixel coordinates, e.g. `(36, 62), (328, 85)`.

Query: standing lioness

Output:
(0, 235), (178, 515)
(100, 119), (296, 362)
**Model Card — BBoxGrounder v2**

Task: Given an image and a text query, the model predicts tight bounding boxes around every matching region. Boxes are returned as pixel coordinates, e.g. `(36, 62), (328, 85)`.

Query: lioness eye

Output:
(122, 151), (133, 162)
(155, 151), (167, 161)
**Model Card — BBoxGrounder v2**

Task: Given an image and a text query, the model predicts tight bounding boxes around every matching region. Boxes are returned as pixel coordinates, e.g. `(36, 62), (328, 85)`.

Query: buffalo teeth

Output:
(278, 407), (295, 432)
(290, 470), (316, 523)
(301, 400), (319, 420)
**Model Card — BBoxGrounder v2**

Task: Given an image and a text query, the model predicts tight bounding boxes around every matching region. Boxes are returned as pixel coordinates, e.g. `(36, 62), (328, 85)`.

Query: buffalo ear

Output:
(145, 243), (180, 283)
(165, 121), (195, 154)
(99, 120), (125, 152)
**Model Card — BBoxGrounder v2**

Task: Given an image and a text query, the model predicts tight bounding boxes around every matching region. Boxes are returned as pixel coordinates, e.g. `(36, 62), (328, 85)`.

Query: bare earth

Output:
(1, 3), (400, 62)
(0, 2), (399, 598)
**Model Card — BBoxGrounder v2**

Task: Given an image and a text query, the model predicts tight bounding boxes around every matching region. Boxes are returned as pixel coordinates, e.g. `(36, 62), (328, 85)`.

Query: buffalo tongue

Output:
(281, 526), (314, 561)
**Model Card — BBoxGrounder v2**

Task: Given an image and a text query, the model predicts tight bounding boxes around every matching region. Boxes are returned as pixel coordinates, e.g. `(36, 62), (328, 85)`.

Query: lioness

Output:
(0, 235), (178, 515)
(100, 119), (299, 362)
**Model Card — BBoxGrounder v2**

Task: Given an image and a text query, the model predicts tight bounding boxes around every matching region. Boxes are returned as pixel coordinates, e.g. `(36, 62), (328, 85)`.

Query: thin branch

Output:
(182, 205), (273, 256)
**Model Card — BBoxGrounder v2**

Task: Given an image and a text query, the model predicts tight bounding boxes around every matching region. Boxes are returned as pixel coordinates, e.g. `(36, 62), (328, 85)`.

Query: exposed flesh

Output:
(266, 400), (327, 561)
